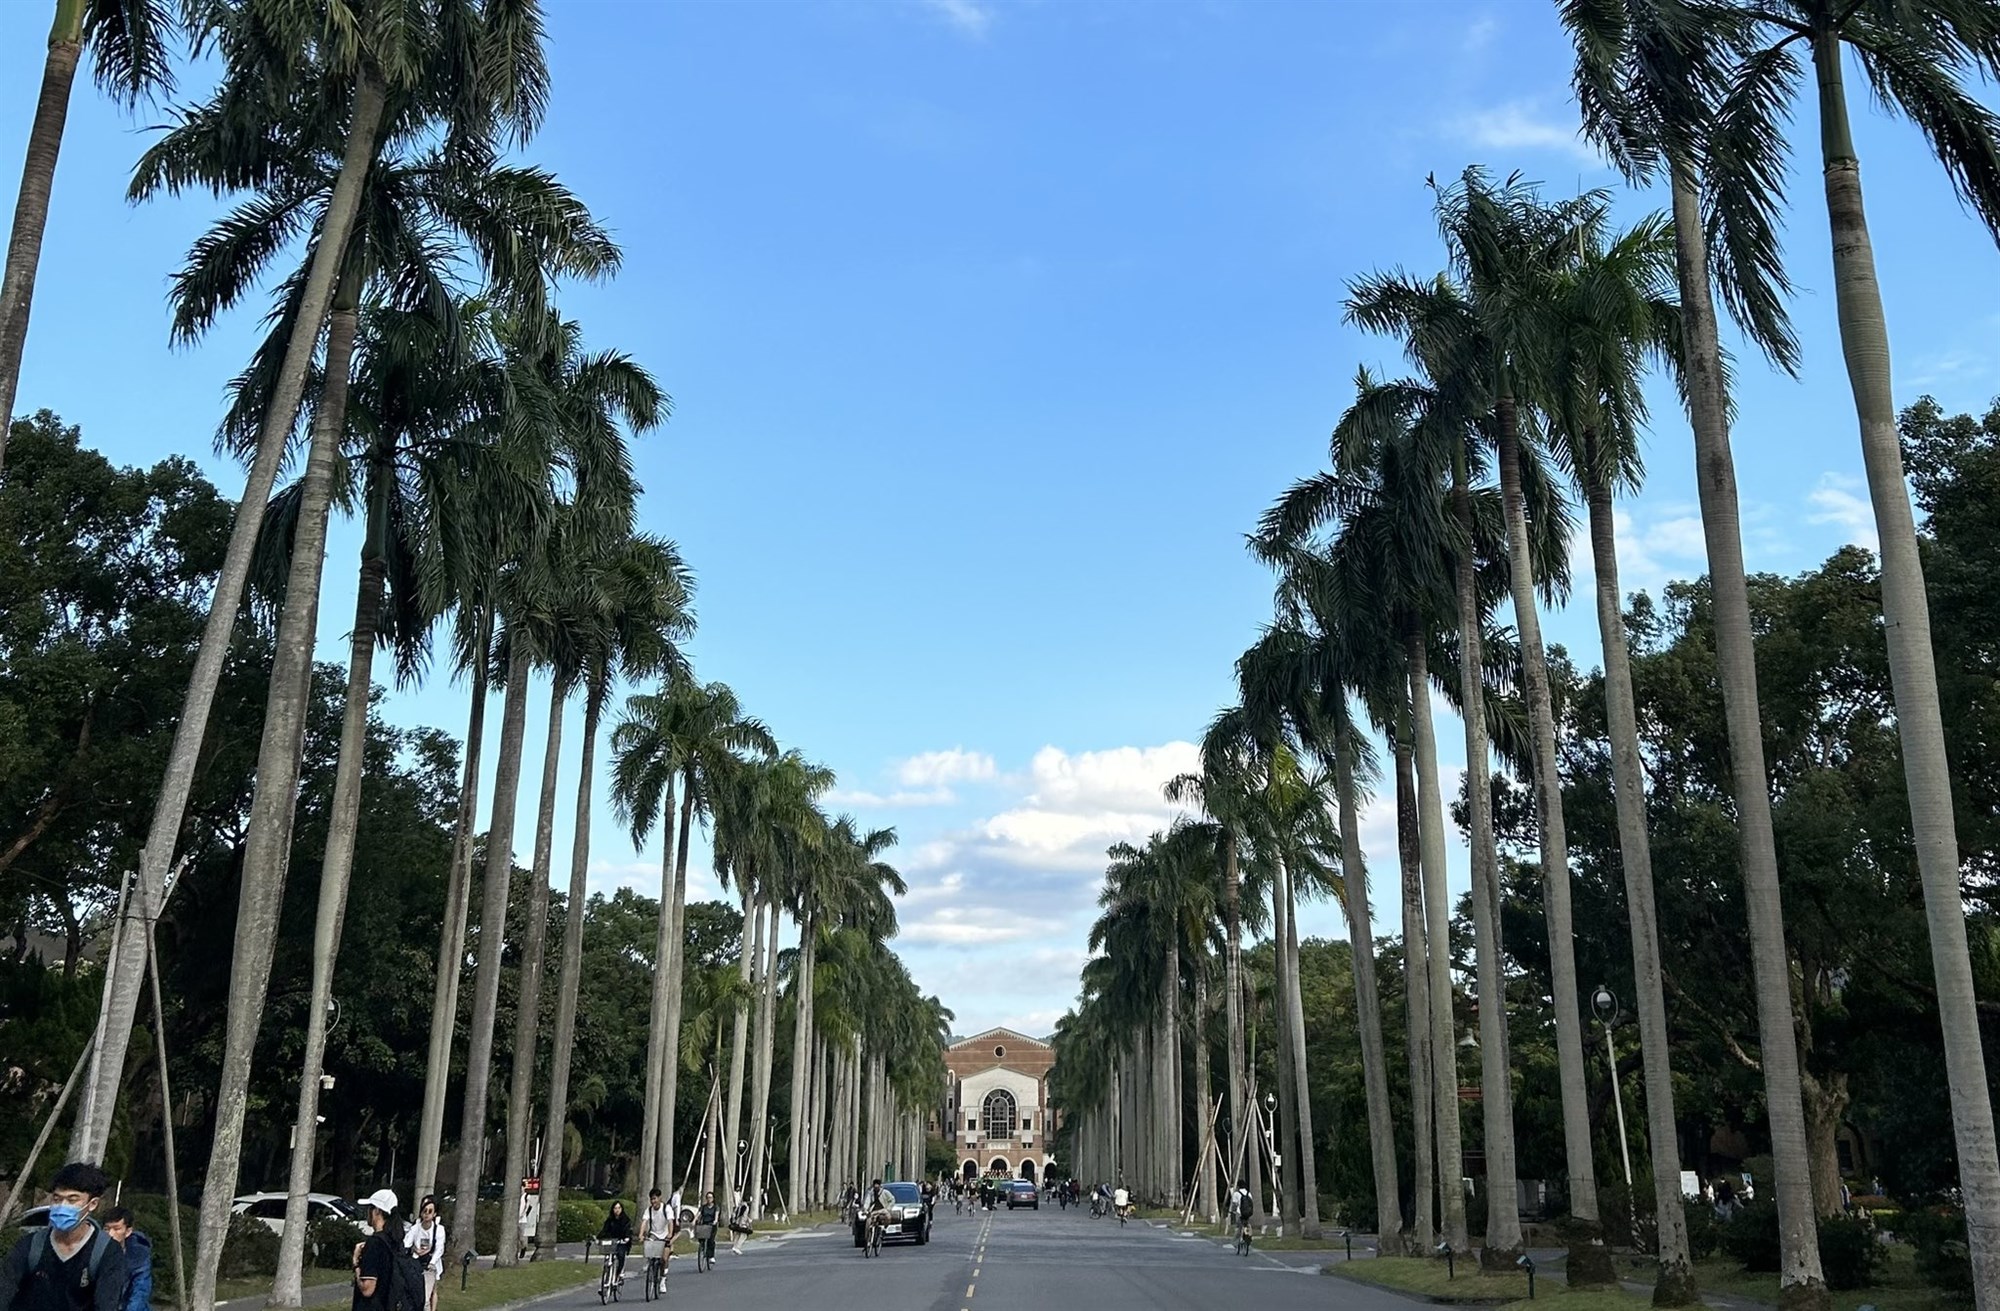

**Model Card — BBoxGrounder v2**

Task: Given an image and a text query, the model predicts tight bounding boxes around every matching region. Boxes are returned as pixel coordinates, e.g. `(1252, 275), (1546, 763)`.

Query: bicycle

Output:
(692, 1223), (714, 1273)
(639, 1244), (666, 1302)
(597, 1240), (628, 1304)
(863, 1214), (884, 1258)
(1234, 1225), (1253, 1258)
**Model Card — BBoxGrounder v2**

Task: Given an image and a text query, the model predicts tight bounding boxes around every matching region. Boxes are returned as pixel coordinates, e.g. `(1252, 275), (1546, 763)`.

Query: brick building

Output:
(940, 1027), (1056, 1183)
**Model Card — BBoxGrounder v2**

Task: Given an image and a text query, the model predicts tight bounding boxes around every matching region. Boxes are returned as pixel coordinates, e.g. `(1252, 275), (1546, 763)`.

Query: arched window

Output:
(982, 1088), (1017, 1139)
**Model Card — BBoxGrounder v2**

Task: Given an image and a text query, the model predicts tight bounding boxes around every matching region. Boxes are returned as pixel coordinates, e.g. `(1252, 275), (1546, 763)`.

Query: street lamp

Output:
(1592, 986), (1633, 1187)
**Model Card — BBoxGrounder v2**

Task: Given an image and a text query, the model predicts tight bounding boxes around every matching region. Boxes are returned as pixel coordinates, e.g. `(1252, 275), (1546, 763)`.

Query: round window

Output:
(994, 1044), (1005, 1058)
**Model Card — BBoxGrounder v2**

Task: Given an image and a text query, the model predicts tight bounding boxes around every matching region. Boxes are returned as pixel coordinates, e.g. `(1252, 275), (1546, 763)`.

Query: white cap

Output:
(363, 1189), (399, 1216)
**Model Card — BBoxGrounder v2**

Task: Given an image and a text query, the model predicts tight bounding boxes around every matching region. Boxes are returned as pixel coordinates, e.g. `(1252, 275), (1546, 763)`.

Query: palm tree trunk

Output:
(499, 685), (565, 1265)
(1449, 459), (1526, 1263)
(417, 607), (490, 1199)
(189, 274), (363, 1311)
(1811, 40), (2000, 1304)
(72, 74), (386, 1169)
(1222, 834), (1250, 1222)
(722, 895), (759, 1209)
(1406, 628), (1469, 1253)
(657, 786), (696, 1193)
(1270, 875), (1301, 1232)
(787, 916), (815, 1214)
(538, 691), (605, 1254)
(1284, 868), (1321, 1233)
(270, 446), (392, 1307)
(1667, 156), (1827, 1309)
(1492, 406), (1599, 1263)
(1192, 959), (1216, 1223)
(1585, 465), (1697, 1303)
(747, 899), (781, 1216)
(0, 0), (85, 474)
(637, 775), (679, 1198)
(1334, 713), (1404, 1253)
(447, 640), (534, 1266)
(1162, 943), (1181, 1206)
(1395, 716), (1434, 1253)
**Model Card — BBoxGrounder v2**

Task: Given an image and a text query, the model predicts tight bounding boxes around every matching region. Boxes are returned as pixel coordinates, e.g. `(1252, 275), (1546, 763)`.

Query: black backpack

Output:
(377, 1234), (425, 1311)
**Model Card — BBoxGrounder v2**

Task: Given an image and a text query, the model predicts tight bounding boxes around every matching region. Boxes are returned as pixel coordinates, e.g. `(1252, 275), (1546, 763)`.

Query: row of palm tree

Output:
(1056, 7), (2000, 1310)
(2, 4), (951, 1308)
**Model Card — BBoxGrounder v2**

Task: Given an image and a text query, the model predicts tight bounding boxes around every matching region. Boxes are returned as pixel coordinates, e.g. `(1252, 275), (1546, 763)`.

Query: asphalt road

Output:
(547, 1202), (1430, 1311)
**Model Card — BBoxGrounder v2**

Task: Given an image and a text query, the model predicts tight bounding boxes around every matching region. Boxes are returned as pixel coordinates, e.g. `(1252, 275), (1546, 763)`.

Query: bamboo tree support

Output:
(1180, 1094), (1225, 1229)
(145, 907), (188, 1311)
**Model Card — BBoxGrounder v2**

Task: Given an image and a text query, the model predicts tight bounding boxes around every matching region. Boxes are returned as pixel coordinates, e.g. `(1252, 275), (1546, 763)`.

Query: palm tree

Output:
(0, 0), (177, 473)
(1566, 4), (1836, 1301)
(535, 534), (693, 1254)
(1236, 618), (1406, 1253)
(1534, 201), (1701, 1301)
(609, 675), (774, 1200)
(1710, 0), (2000, 1280)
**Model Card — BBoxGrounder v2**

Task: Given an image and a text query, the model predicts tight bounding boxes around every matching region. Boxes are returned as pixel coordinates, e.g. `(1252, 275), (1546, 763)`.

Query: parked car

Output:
(850, 1182), (931, 1247)
(1006, 1180), (1039, 1210)
(231, 1193), (359, 1255)
(14, 1207), (48, 1228)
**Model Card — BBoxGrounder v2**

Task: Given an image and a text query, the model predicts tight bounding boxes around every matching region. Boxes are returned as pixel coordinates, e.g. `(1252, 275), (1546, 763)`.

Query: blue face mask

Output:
(48, 1204), (85, 1232)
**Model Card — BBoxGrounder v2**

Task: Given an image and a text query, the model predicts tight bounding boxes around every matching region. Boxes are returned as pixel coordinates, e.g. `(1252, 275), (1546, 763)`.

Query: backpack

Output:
(377, 1234), (425, 1311)
(26, 1228), (116, 1291)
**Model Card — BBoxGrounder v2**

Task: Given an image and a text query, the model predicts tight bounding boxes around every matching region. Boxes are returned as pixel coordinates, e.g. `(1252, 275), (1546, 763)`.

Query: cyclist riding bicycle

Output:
(598, 1201), (633, 1283)
(639, 1190), (673, 1296)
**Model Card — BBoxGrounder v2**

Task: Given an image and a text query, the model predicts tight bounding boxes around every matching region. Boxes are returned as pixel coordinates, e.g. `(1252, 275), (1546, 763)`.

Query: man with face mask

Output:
(0, 1162), (126, 1311)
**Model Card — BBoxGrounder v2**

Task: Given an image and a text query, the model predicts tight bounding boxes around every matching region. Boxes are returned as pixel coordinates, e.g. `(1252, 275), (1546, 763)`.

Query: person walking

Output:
(727, 1200), (751, 1257)
(0, 1162), (126, 1311)
(403, 1197), (444, 1311)
(97, 1211), (149, 1311)
(349, 1190), (402, 1311)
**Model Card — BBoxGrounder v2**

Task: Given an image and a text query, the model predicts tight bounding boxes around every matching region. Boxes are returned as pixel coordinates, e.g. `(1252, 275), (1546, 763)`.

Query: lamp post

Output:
(1262, 1090), (1282, 1230)
(1592, 986), (1633, 1187)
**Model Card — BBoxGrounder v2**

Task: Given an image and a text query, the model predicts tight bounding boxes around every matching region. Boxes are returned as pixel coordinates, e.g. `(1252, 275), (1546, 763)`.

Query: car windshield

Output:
(886, 1184), (922, 1203)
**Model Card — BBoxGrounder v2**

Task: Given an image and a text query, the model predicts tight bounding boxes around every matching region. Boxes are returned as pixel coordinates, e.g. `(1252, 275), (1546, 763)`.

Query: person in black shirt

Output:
(596, 1203), (632, 1283)
(350, 1190), (401, 1311)
(0, 1162), (126, 1311)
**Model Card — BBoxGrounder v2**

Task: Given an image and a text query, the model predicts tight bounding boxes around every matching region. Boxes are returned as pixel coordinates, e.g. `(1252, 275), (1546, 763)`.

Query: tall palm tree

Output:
(1710, 0), (2000, 1282)
(1566, 4), (1834, 1301)
(536, 534), (694, 1253)
(1534, 201), (1701, 1301)
(1236, 618), (1405, 1252)
(0, 0), (176, 471)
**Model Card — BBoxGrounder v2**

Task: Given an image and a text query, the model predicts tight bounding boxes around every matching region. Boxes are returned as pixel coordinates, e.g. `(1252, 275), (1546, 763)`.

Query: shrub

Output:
(1719, 1198), (1782, 1273)
(121, 1194), (197, 1273)
(556, 1200), (606, 1244)
(473, 1200), (500, 1256)
(309, 1216), (368, 1270)
(1598, 1181), (1657, 1253)
(1814, 1214), (1882, 1290)
(1895, 1209), (1973, 1301)
(1680, 1199), (1722, 1260)
(219, 1214), (282, 1280)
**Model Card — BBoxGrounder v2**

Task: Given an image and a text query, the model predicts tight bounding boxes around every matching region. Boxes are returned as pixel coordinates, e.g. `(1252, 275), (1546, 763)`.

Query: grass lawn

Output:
(1329, 1255), (1534, 1302)
(437, 1259), (596, 1311)
(1686, 1249), (1946, 1311)
(208, 1267), (350, 1304)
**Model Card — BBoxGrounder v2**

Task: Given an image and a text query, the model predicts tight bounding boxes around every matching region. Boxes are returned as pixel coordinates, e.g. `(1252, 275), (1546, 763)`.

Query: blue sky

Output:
(6, 0), (1998, 1038)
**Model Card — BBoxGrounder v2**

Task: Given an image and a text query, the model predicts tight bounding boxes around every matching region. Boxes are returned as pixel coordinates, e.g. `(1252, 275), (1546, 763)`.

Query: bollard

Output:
(460, 1249), (474, 1290)
(1517, 1253), (1536, 1299)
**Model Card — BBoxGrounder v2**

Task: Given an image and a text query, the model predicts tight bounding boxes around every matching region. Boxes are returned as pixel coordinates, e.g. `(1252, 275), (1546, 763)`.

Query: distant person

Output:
(0, 1161), (127, 1311)
(403, 1196), (444, 1311)
(98, 1210), (149, 1311)
(727, 1200), (752, 1257)
(694, 1193), (719, 1268)
(349, 1190), (402, 1311)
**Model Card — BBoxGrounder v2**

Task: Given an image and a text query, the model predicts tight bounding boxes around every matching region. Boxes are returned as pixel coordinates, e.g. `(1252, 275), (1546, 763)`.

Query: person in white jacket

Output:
(403, 1196), (445, 1311)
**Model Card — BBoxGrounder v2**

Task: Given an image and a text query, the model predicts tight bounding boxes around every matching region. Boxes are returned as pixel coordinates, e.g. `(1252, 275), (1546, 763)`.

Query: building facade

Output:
(941, 1028), (1056, 1182)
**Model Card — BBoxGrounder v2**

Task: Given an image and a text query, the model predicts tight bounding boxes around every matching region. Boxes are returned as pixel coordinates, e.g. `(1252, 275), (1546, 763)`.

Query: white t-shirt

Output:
(642, 1205), (672, 1241)
(1112, 1188), (1130, 1208)
(405, 1219), (446, 1275)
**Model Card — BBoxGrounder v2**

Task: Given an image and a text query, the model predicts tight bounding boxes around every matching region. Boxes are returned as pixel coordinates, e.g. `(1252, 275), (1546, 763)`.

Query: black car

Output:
(851, 1183), (931, 1247)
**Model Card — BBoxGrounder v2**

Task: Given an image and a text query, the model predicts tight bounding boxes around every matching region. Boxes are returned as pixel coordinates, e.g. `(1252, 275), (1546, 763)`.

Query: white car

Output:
(231, 1193), (359, 1251)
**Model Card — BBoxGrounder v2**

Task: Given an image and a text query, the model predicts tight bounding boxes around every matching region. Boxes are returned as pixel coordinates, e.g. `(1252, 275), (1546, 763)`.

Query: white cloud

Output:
(918, 0), (991, 37)
(896, 748), (997, 787)
(1462, 16), (1498, 52)
(827, 786), (958, 808)
(1806, 473), (1878, 552)
(1021, 741), (1200, 812)
(1450, 100), (1601, 165)
(900, 904), (1043, 945)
